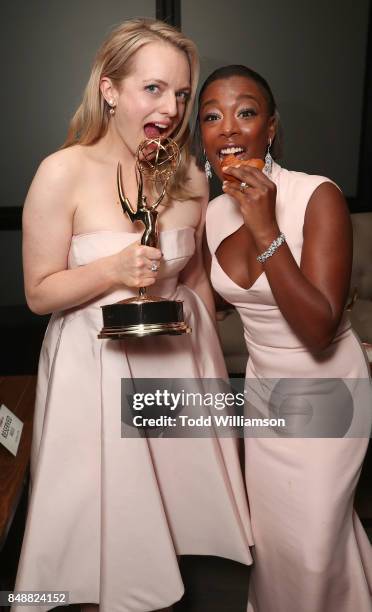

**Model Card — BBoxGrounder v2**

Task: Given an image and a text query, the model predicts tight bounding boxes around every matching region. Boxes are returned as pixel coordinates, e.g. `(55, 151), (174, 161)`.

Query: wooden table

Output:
(0, 376), (36, 552)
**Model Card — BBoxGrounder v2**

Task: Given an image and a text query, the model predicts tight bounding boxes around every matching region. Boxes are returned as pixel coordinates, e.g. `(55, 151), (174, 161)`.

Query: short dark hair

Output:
(192, 64), (282, 170)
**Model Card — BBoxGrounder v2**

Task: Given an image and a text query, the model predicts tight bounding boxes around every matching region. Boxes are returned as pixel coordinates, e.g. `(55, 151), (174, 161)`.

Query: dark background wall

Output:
(183, 0), (370, 198)
(0, 0), (371, 371)
(0, 0), (156, 308)
(1, 1), (370, 213)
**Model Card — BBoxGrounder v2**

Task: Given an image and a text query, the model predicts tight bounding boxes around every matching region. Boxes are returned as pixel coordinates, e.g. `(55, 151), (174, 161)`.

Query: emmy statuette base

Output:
(98, 295), (191, 339)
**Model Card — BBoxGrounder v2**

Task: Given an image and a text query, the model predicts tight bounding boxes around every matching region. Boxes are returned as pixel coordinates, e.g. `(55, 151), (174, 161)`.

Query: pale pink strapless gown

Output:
(207, 163), (372, 612)
(13, 227), (253, 612)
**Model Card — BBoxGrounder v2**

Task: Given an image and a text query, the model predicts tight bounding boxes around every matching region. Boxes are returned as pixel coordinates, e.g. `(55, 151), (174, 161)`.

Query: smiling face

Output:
(103, 41), (191, 156)
(199, 75), (276, 181)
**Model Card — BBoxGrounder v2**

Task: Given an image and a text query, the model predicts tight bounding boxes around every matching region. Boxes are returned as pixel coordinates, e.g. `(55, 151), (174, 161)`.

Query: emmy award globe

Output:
(98, 137), (191, 339)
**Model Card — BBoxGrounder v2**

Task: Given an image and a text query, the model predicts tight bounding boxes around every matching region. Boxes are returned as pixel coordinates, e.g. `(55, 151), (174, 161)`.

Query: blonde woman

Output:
(14, 19), (252, 612)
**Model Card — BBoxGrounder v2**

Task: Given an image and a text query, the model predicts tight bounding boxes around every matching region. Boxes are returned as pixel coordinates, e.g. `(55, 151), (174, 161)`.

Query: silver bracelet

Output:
(257, 232), (286, 263)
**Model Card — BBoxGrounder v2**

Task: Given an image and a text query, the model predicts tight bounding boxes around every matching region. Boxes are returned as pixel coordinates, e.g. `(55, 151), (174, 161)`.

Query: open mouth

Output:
(144, 122), (170, 139)
(218, 146), (247, 162)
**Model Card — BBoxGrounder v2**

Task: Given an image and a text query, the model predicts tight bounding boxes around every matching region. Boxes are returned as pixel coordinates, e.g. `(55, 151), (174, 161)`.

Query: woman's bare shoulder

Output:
(24, 145), (90, 220)
(36, 145), (87, 184)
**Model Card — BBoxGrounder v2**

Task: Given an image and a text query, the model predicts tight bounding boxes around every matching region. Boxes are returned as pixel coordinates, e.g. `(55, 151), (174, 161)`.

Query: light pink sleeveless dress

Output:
(206, 163), (372, 612)
(13, 227), (253, 612)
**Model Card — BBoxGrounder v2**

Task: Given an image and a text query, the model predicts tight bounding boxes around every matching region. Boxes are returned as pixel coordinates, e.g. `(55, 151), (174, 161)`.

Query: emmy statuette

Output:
(98, 138), (191, 339)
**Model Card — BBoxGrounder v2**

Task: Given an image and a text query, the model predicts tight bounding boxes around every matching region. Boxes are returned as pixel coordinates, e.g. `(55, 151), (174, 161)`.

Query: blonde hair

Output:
(63, 18), (200, 200)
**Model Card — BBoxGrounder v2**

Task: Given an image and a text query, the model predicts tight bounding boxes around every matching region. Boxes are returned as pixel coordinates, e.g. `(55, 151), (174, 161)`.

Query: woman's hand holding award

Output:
(98, 137), (191, 339)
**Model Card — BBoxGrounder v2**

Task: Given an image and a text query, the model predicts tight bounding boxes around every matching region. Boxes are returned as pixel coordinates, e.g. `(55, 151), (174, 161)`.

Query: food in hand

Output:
(221, 155), (265, 182)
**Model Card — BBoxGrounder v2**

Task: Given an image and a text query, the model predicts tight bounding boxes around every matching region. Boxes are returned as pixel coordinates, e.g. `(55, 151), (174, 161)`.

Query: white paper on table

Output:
(0, 404), (23, 456)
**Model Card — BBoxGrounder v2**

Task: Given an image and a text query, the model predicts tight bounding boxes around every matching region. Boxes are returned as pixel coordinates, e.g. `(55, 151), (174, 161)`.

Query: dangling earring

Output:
(263, 138), (273, 176)
(204, 150), (212, 179)
(109, 99), (116, 116)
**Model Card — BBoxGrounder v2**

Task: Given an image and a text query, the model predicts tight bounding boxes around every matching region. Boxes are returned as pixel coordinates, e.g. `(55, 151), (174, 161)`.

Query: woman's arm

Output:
(23, 152), (161, 315)
(222, 166), (352, 352)
(179, 163), (216, 319)
(260, 182), (351, 351)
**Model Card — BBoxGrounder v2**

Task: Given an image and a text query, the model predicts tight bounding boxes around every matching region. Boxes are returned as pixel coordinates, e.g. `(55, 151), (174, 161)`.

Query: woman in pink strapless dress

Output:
(15, 24), (252, 612)
(195, 64), (372, 611)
